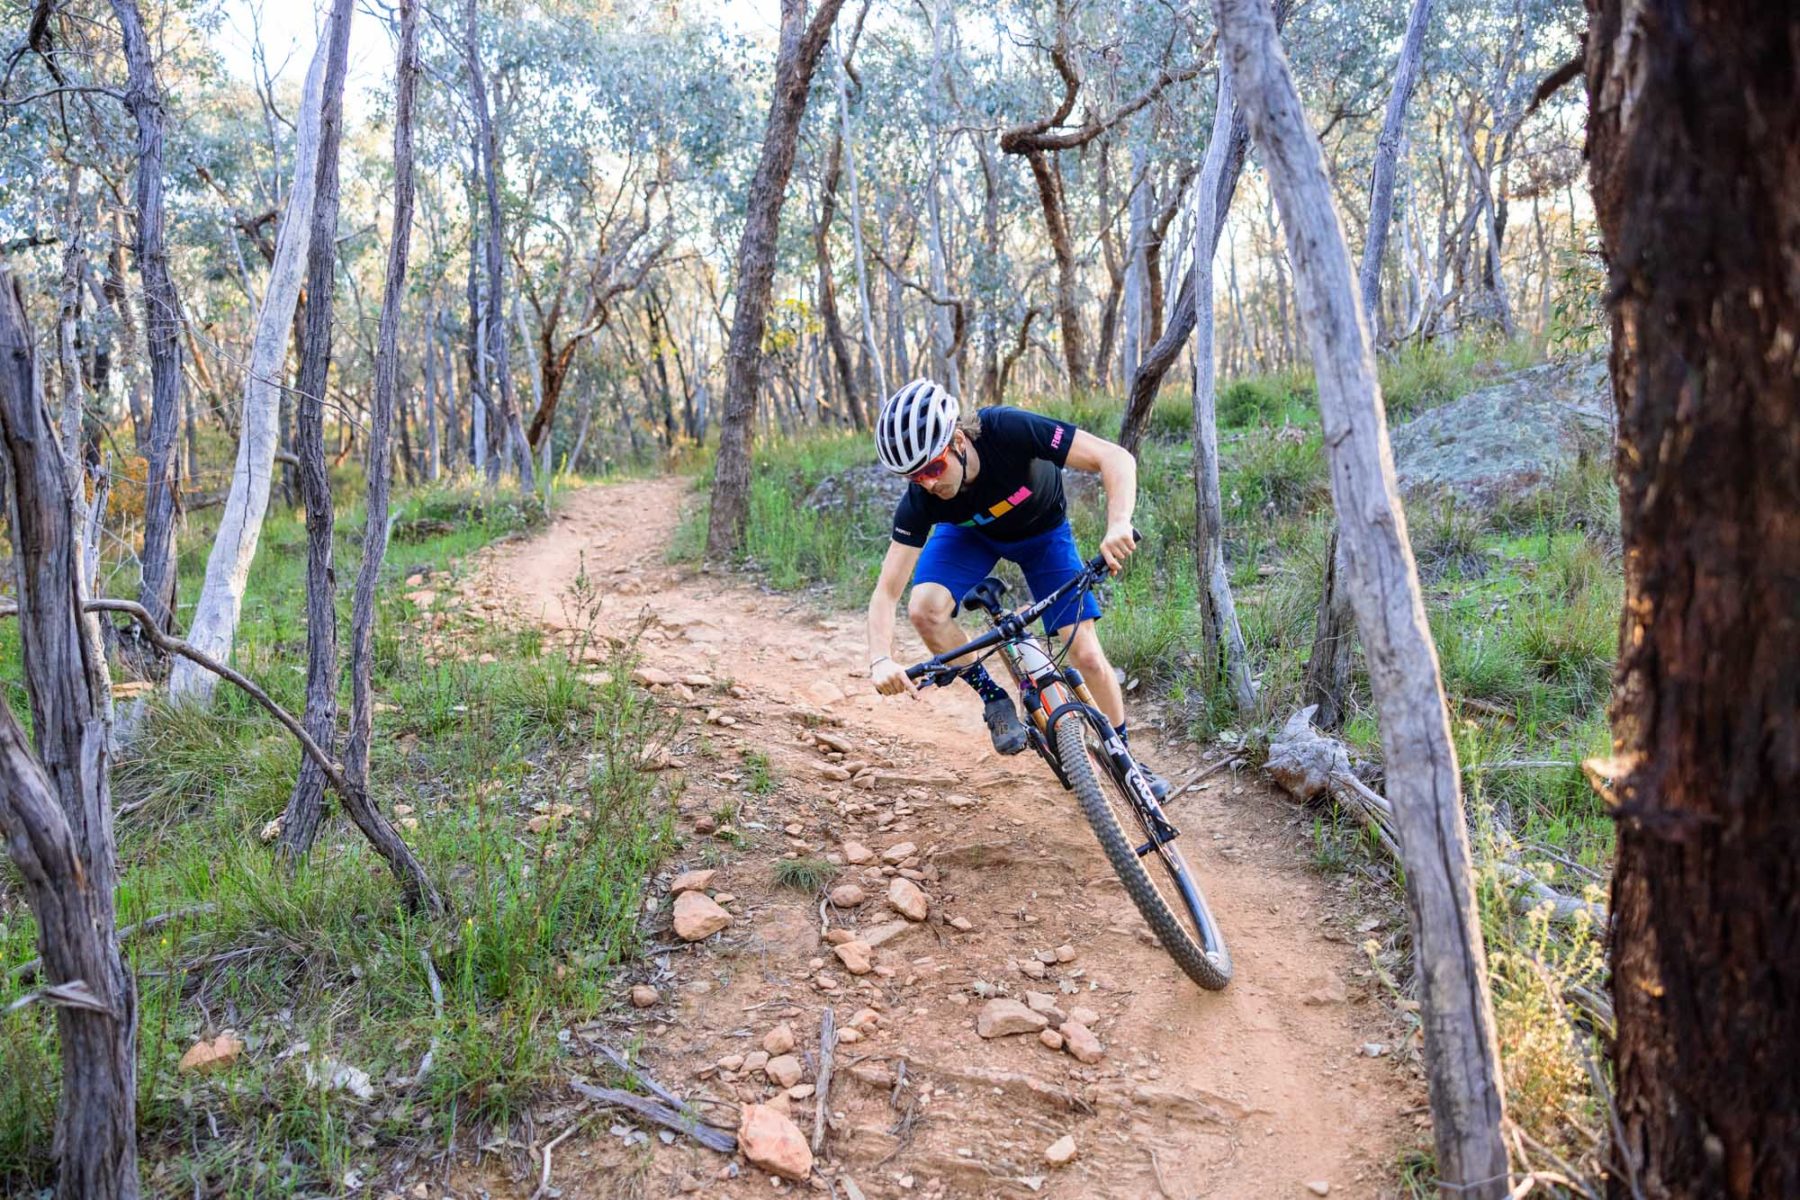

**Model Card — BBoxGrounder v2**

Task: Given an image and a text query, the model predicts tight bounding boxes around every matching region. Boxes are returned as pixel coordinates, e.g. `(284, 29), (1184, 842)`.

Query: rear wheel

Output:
(1054, 711), (1232, 990)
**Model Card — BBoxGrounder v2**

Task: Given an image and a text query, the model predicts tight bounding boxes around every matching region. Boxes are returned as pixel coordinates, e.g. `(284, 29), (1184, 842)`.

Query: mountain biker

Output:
(864, 378), (1169, 800)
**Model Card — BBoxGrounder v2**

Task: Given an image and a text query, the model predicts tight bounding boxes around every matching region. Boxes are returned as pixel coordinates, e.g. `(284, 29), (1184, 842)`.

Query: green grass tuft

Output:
(773, 857), (838, 892)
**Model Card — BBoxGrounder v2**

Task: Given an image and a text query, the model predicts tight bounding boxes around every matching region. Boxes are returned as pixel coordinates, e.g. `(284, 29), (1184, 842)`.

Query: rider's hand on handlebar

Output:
(1099, 521), (1138, 575)
(871, 656), (918, 699)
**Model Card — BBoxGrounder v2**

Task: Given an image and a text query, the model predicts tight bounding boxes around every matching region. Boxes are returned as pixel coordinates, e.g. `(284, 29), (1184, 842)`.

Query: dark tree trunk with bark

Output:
(347, 0), (419, 788)
(1301, 527), (1354, 728)
(1024, 149), (1089, 392)
(279, 0), (355, 861)
(111, 0), (184, 634)
(0, 268), (140, 1200)
(705, 0), (847, 558)
(1587, 4), (1800, 1196)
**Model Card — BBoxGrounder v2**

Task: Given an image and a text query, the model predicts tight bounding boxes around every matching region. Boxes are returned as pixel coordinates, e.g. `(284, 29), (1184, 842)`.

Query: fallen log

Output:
(1266, 706), (1603, 927)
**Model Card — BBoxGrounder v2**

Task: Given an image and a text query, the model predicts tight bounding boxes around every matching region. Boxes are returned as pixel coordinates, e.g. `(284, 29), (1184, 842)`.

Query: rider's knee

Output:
(908, 586), (954, 632)
(1066, 627), (1109, 673)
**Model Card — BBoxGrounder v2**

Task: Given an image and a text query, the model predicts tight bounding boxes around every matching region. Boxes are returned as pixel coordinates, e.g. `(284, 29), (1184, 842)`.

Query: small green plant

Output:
(1309, 813), (1353, 874)
(773, 856), (837, 892)
(743, 750), (776, 795)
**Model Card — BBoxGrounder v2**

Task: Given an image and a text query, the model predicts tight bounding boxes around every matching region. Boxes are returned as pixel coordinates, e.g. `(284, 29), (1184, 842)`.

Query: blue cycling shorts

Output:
(912, 520), (1102, 637)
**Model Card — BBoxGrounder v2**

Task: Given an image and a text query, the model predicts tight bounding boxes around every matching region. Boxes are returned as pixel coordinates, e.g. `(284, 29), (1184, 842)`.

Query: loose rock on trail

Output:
(456, 475), (1418, 1198)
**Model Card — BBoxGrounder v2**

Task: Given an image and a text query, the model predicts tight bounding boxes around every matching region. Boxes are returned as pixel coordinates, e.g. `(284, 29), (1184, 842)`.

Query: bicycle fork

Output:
(1002, 640), (1185, 861)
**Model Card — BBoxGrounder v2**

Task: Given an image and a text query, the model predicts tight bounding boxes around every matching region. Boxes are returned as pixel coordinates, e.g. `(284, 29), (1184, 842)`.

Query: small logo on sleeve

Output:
(1049, 426), (1065, 449)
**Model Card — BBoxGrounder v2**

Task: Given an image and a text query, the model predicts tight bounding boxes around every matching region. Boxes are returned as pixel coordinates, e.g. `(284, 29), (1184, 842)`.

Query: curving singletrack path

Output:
(457, 476), (1419, 1199)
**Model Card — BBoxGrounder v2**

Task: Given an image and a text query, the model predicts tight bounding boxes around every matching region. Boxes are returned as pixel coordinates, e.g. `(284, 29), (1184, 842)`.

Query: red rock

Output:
(834, 940), (874, 975)
(764, 1054), (803, 1088)
(669, 868), (717, 895)
(887, 877), (929, 921)
(178, 1032), (244, 1074)
(737, 1103), (812, 1181)
(672, 891), (732, 941)
(976, 998), (1049, 1038)
(1060, 1020), (1105, 1064)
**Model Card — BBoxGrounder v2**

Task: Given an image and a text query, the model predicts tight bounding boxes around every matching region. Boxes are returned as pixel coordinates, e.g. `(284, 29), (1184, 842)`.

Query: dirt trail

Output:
(462, 476), (1419, 1199)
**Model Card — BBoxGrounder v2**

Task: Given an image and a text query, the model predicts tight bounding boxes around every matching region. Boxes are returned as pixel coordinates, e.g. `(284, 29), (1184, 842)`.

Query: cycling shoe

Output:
(1137, 761), (1171, 803)
(983, 697), (1029, 756)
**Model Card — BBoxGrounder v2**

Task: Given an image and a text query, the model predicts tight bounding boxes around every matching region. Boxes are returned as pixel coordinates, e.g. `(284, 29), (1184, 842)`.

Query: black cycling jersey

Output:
(889, 407), (1078, 547)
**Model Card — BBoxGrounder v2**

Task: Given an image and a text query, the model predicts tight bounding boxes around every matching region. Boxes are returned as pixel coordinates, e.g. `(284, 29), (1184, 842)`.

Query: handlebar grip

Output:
(1087, 528), (1144, 574)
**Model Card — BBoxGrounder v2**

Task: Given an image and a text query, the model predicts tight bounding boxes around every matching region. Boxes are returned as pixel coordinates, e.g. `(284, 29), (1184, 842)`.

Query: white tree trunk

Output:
(1214, 0), (1509, 1193)
(923, 0), (958, 394)
(170, 24), (333, 701)
(1357, 0), (1433, 335)
(835, 41), (885, 401)
(1189, 69), (1258, 715)
(1121, 144), (1151, 383)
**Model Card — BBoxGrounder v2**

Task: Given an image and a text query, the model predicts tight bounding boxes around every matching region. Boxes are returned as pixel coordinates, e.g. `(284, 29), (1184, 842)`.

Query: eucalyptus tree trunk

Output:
(1120, 144), (1151, 382)
(1116, 96), (1250, 456)
(346, 0), (419, 791)
(464, 0), (534, 489)
(925, 158), (958, 393)
(1588, 3), (1800, 1194)
(278, 0), (355, 862)
(111, 0), (185, 635)
(705, 0), (848, 558)
(1306, 0), (1432, 723)
(1302, 527), (1355, 729)
(1358, 0), (1433, 335)
(834, 38), (885, 402)
(1216, 0), (1508, 1192)
(0, 267), (139, 1200)
(1092, 141), (1126, 387)
(424, 318), (442, 480)
(171, 25), (332, 702)
(923, 0), (959, 393)
(815, 2), (870, 434)
(1186, 68), (1258, 715)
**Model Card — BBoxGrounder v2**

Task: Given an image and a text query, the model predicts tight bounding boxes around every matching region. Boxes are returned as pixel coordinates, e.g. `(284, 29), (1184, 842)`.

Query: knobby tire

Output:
(1053, 710), (1232, 991)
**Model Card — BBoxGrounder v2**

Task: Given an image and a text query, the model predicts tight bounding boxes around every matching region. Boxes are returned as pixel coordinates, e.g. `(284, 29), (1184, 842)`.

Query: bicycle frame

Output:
(902, 547), (1173, 840)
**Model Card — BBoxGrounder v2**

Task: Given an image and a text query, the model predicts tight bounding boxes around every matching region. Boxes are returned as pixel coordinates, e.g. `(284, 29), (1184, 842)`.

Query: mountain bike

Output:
(903, 537), (1232, 991)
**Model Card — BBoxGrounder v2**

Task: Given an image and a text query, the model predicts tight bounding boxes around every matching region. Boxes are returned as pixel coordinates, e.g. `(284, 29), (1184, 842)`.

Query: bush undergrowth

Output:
(1, 481), (677, 1195)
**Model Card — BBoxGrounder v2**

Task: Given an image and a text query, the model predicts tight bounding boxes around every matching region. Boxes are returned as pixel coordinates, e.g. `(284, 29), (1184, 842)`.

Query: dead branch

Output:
(9, 902), (217, 984)
(814, 1006), (838, 1153)
(568, 1079), (738, 1154)
(8, 596), (445, 914)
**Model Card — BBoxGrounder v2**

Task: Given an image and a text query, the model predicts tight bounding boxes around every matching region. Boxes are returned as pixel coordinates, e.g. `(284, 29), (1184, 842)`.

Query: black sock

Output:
(1117, 721), (1130, 746)
(960, 663), (1008, 704)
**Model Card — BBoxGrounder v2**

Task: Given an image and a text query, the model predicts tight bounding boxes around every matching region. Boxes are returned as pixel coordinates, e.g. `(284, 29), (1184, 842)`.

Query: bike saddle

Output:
(959, 575), (1009, 617)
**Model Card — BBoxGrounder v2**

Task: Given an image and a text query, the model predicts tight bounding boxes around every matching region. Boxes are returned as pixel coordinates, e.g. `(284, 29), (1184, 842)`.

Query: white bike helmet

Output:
(875, 378), (959, 475)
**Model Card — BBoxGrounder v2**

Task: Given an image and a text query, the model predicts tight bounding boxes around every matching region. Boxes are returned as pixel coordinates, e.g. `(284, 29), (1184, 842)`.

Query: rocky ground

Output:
(445, 475), (1422, 1200)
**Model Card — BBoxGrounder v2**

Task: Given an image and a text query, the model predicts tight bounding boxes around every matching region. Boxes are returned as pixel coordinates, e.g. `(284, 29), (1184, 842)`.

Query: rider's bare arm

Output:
(1064, 430), (1139, 572)
(867, 540), (923, 694)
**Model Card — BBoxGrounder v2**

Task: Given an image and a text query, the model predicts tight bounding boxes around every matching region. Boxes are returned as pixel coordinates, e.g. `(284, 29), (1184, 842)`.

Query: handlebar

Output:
(901, 529), (1141, 687)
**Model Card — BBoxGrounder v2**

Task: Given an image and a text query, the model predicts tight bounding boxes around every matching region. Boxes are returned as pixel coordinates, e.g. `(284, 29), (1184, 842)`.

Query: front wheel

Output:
(1054, 711), (1232, 990)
